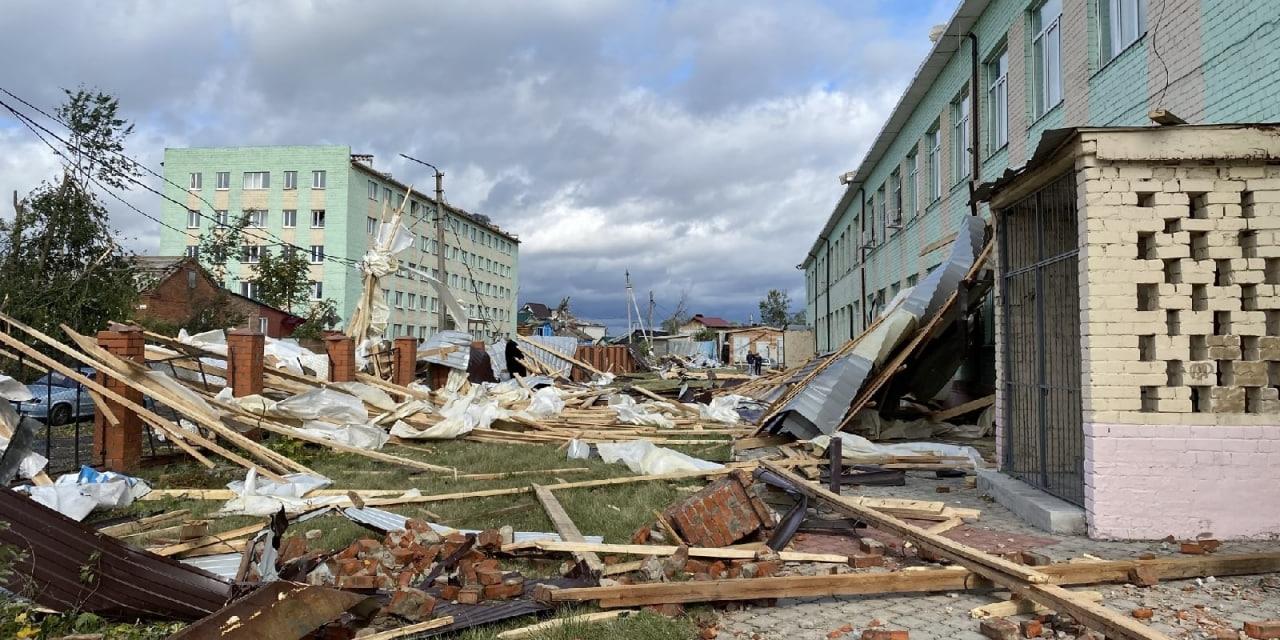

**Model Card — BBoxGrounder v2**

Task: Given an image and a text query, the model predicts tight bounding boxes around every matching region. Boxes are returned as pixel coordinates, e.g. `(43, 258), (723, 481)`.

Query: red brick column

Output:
(326, 335), (356, 382)
(94, 328), (144, 472)
(226, 329), (265, 397)
(393, 337), (418, 386)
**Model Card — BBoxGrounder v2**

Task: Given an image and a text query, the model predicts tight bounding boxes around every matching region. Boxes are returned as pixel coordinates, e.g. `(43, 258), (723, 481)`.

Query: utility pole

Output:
(399, 154), (447, 335)
(648, 291), (655, 339)
(625, 270), (634, 341)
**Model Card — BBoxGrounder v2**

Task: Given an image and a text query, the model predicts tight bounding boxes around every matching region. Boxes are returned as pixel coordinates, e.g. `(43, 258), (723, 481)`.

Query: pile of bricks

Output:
(979, 612), (1102, 639)
(637, 470), (774, 547)
(303, 519), (526, 620)
(605, 545), (786, 585)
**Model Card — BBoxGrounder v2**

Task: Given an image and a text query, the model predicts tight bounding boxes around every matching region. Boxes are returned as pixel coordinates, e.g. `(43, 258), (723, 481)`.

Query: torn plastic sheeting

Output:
(0, 400), (46, 480)
(607, 394), (675, 429)
(524, 386), (565, 419)
(18, 466), (151, 521)
(273, 387), (369, 424)
(391, 387), (508, 440)
(297, 421), (390, 450)
(809, 432), (985, 468)
(264, 336), (329, 379)
(596, 440), (723, 476)
(341, 506), (603, 544)
(566, 438), (591, 460)
(0, 374), (34, 401)
(218, 470), (343, 516)
(698, 394), (748, 424)
(329, 381), (396, 412)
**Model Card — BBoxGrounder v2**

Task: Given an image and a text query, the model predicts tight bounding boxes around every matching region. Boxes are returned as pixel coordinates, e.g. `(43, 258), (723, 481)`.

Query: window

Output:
(987, 47), (1009, 152)
(312, 170), (326, 189)
(407, 293), (417, 309)
(394, 291), (404, 308)
(215, 210), (229, 225)
(906, 151), (918, 218)
(258, 317), (269, 333)
(246, 209), (267, 228)
(1033, 0), (1062, 117)
(392, 324), (401, 337)
(952, 90), (971, 181)
(383, 187), (392, 202)
(216, 172), (230, 190)
(186, 209), (200, 228)
(242, 245), (261, 263)
(368, 180), (378, 200)
(311, 280), (323, 300)
(367, 217), (377, 234)
(311, 210), (325, 228)
(243, 171), (270, 190)
(189, 172), (202, 190)
(877, 186), (887, 242)
(282, 171), (297, 190)
(1102, 0), (1145, 60)
(927, 127), (941, 201)
(185, 245), (199, 258)
(310, 245), (324, 264)
(889, 169), (903, 227)
(240, 281), (259, 299)
(282, 209), (297, 228)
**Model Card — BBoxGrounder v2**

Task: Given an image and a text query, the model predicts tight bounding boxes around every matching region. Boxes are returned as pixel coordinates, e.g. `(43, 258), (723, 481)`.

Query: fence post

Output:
(326, 335), (356, 382)
(226, 329), (265, 397)
(94, 327), (143, 472)
(392, 337), (418, 386)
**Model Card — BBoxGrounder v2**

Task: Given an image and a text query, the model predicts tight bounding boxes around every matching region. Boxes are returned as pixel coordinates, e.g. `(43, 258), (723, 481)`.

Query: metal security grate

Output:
(998, 171), (1084, 506)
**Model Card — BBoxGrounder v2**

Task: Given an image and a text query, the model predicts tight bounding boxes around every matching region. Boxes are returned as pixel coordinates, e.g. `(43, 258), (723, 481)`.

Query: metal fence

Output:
(2, 337), (184, 477)
(998, 170), (1085, 506)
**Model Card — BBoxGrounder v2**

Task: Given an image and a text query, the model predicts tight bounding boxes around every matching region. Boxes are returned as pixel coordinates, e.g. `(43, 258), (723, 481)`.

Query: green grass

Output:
(452, 609), (697, 640)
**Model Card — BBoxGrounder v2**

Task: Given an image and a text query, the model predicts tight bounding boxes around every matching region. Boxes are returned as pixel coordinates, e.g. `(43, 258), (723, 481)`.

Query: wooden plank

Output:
(517, 335), (604, 376)
(928, 394), (995, 423)
(360, 616), (455, 640)
(154, 523), (265, 557)
(733, 435), (793, 451)
(918, 231), (959, 257)
(97, 510), (191, 537)
(533, 484), (605, 577)
(514, 540), (849, 564)
(972, 591), (1101, 618)
(759, 462), (1170, 640)
(541, 552), (1280, 608)
(497, 611), (632, 639)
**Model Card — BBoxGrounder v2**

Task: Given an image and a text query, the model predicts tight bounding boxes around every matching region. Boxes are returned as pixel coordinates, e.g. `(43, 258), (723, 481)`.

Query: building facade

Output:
(804, 0), (1280, 353)
(158, 146), (519, 341)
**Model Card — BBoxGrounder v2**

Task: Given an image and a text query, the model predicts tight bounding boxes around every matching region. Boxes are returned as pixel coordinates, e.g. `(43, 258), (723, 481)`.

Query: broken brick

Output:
(482, 579), (525, 600)
(1128, 565), (1159, 587)
(457, 585), (484, 605)
(861, 630), (908, 640)
(336, 575), (379, 590)
(1180, 541), (1206, 555)
(1245, 620), (1280, 639)
(859, 538), (885, 556)
(1018, 619), (1041, 638)
(979, 617), (1019, 640)
(1131, 608), (1154, 620)
(385, 588), (436, 621)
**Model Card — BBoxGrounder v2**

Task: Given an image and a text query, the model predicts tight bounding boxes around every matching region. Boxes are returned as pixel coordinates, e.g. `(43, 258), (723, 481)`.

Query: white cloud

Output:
(0, 0), (942, 330)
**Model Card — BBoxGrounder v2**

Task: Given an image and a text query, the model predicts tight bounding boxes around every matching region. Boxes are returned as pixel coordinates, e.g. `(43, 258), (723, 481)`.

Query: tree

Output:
(758, 289), (794, 328)
(197, 213), (250, 283)
(252, 246), (312, 311)
(659, 290), (691, 334)
(0, 88), (139, 339)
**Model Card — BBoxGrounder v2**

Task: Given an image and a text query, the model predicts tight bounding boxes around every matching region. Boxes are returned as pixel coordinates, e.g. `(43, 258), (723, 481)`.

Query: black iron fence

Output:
(998, 170), (1085, 506)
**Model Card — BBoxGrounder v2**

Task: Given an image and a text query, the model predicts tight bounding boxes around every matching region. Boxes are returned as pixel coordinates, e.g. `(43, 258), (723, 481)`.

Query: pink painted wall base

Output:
(1084, 422), (1280, 540)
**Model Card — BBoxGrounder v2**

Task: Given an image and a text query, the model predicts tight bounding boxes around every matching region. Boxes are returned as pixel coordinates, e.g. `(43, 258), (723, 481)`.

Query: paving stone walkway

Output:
(715, 471), (1280, 639)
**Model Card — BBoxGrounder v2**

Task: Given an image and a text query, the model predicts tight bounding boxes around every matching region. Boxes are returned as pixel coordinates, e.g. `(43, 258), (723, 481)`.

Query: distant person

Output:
(467, 340), (497, 383)
(505, 339), (528, 378)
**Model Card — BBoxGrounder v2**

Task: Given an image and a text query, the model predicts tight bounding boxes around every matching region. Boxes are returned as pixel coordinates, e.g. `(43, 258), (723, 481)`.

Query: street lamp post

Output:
(399, 154), (448, 335)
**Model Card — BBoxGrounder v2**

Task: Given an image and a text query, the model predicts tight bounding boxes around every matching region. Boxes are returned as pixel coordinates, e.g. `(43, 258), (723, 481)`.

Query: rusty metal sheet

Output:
(0, 486), (232, 621)
(170, 581), (378, 640)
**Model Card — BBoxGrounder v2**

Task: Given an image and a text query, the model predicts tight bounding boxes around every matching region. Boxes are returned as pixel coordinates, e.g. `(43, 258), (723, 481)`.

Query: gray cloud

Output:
(0, 0), (942, 331)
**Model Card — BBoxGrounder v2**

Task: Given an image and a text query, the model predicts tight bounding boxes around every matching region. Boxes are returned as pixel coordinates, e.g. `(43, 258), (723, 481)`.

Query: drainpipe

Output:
(968, 32), (981, 216)
(855, 187), (867, 332)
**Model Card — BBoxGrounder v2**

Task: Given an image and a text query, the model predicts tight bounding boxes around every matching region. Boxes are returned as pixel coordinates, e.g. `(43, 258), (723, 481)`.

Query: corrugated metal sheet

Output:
(768, 216), (985, 439)
(419, 330), (472, 370)
(170, 581), (377, 640)
(0, 487), (232, 620)
(520, 336), (578, 378)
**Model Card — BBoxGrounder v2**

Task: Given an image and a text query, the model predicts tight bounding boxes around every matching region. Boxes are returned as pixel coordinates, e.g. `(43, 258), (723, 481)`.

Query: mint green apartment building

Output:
(158, 146), (519, 341)
(803, 0), (1280, 353)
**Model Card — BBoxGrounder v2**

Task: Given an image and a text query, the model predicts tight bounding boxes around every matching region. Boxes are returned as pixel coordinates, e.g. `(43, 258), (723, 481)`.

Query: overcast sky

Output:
(0, 0), (955, 333)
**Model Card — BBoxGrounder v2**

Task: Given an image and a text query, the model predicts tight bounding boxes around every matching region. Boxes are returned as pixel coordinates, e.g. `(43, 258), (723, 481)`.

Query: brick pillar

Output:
(393, 337), (418, 386)
(226, 329), (265, 397)
(326, 335), (356, 382)
(94, 328), (143, 472)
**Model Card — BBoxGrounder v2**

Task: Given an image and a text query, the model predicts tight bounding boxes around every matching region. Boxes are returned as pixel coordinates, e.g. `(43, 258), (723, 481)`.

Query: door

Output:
(998, 171), (1084, 506)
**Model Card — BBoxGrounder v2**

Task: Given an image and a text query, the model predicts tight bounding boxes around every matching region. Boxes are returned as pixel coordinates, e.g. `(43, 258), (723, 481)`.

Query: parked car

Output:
(10, 367), (98, 426)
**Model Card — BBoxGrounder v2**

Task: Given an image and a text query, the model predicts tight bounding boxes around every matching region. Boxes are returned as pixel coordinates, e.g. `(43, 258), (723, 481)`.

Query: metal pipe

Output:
(968, 32), (981, 216)
(856, 187), (867, 332)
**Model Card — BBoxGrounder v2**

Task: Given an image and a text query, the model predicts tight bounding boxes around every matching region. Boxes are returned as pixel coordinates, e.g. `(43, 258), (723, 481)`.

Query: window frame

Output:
(889, 169), (903, 228)
(243, 171), (270, 190)
(952, 89), (971, 182)
(311, 280), (323, 300)
(927, 127), (942, 202)
(283, 170), (298, 190)
(986, 47), (1009, 153)
(186, 209), (200, 229)
(311, 209), (326, 229)
(1103, 0), (1146, 61)
(309, 245), (325, 264)
(215, 171), (230, 190)
(189, 172), (202, 190)
(368, 180), (378, 200)
(906, 151), (918, 219)
(246, 209), (267, 228)
(242, 245), (261, 264)
(1032, 0), (1063, 117)
(312, 170), (327, 189)
(282, 209), (297, 228)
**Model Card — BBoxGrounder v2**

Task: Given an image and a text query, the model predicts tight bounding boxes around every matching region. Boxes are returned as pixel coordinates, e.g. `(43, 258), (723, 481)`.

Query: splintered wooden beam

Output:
(759, 462), (1171, 640)
(97, 510), (191, 537)
(538, 552), (1280, 608)
(533, 484), (604, 576)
